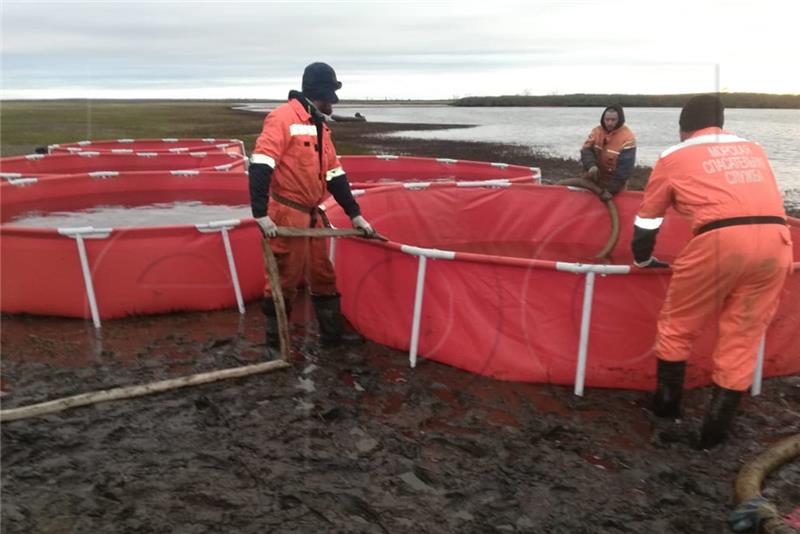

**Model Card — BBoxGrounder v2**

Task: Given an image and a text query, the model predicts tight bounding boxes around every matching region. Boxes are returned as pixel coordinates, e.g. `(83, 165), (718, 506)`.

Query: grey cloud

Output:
(2, 0), (791, 97)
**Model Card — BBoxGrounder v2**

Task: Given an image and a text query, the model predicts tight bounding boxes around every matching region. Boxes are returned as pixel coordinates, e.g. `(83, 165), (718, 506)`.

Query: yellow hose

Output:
(557, 178), (621, 260)
(734, 434), (800, 533)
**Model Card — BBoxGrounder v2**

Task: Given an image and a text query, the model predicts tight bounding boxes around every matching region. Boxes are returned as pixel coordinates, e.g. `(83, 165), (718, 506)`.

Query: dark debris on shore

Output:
(330, 121), (797, 216)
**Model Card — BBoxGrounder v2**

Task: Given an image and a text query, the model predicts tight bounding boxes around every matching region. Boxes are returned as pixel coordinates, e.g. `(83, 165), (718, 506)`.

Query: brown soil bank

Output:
(330, 121), (653, 189)
(329, 120), (797, 215)
(2, 123), (799, 533)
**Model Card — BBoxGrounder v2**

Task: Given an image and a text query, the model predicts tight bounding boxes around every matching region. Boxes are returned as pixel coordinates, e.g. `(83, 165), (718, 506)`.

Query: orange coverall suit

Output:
(633, 127), (793, 391)
(251, 98), (345, 302)
(581, 124), (637, 193)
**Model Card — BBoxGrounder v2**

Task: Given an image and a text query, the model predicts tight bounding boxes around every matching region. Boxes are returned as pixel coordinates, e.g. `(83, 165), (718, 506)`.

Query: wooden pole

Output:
(262, 237), (291, 362)
(0, 360), (289, 423)
(262, 225), (385, 361)
(275, 227), (388, 241)
(0, 225), (384, 423)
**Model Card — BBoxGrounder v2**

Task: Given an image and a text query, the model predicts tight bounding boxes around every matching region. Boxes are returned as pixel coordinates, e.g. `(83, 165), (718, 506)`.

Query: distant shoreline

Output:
(3, 91), (799, 109)
(1, 99), (796, 215)
(453, 92), (800, 109)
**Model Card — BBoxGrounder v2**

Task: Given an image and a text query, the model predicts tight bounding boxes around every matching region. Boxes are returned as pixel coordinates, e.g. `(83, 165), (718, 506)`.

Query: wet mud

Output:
(2, 123), (799, 533)
(2, 295), (799, 533)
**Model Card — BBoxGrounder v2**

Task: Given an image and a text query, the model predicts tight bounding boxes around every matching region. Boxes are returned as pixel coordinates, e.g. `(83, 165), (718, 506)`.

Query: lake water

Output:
(239, 104), (800, 204)
(7, 201), (251, 228)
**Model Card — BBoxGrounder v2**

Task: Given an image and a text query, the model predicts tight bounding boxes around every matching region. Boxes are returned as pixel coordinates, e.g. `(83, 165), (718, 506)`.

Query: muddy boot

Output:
(261, 298), (291, 357)
(696, 385), (742, 449)
(651, 359), (686, 418)
(312, 294), (363, 348)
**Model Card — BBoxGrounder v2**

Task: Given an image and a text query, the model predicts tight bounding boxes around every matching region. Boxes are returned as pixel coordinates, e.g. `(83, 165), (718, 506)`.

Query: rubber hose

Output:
(557, 178), (620, 259)
(735, 434), (800, 534)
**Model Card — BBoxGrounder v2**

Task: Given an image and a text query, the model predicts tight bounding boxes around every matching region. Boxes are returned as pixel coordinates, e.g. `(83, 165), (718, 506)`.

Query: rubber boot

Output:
(651, 359), (686, 418)
(312, 294), (363, 348)
(261, 298), (291, 352)
(696, 385), (742, 449)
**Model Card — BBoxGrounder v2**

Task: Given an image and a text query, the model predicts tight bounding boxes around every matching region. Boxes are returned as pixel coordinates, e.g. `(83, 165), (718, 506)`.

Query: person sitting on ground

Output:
(580, 105), (637, 199)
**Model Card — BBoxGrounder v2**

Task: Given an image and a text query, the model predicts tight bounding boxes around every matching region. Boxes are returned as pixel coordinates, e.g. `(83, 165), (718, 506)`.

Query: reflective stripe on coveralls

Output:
(582, 124), (636, 183)
(636, 127), (793, 391)
(252, 97), (343, 300)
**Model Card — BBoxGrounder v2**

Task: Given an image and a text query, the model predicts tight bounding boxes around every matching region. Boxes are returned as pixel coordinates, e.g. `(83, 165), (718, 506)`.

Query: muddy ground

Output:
(2, 123), (799, 533)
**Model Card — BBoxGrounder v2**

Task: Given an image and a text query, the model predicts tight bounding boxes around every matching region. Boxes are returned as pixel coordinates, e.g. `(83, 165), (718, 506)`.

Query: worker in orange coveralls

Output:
(631, 94), (793, 449)
(248, 62), (375, 351)
(580, 105), (637, 200)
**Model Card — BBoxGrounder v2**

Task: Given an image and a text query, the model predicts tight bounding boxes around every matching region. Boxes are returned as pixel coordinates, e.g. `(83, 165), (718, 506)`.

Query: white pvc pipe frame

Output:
(52, 173), (767, 396)
(387, 245), (768, 397)
(338, 178), (766, 397)
(59, 218), (247, 328)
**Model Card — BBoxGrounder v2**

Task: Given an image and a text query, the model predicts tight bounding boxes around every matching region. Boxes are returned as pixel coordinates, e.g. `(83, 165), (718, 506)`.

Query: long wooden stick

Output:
(262, 225), (385, 360)
(0, 226), (380, 423)
(275, 227), (388, 241)
(0, 360), (289, 422)
(262, 238), (291, 362)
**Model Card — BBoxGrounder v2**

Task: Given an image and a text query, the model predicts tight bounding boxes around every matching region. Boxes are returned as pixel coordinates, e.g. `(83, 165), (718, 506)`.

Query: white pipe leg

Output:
(75, 235), (102, 329)
(751, 335), (766, 396)
(220, 228), (245, 314)
(574, 272), (596, 396)
(409, 256), (428, 368)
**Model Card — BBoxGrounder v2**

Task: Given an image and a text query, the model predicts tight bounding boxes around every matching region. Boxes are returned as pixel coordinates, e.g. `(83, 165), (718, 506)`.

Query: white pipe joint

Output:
(555, 262), (631, 275)
(400, 245), (456, 260)
(456, 179), (511, 188)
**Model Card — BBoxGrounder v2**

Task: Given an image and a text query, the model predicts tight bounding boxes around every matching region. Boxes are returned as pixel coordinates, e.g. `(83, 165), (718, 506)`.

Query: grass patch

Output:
(0, 101), (265, 157)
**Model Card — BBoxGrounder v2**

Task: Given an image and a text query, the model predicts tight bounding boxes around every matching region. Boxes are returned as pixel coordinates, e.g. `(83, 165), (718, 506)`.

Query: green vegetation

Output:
(453, 93), (800, 109)
(0, 101), (265, 157)
(0, 99), (455, 157)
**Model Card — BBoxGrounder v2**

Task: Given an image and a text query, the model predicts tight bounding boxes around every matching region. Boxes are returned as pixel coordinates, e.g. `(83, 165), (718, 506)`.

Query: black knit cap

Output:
(679, 94), (724, 132)
(302, 62), (342, 104)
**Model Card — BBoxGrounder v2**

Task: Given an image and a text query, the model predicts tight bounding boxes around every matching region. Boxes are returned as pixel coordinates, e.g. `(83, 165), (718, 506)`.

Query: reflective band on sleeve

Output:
(326, 166), (346, 181)
(289, 124), (318, 137)
(250, 153), (276, 168)
(634, 216), (664, 230)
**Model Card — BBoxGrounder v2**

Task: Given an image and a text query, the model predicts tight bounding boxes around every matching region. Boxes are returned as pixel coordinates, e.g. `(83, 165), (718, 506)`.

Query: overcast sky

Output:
(1, 0), (798, 100)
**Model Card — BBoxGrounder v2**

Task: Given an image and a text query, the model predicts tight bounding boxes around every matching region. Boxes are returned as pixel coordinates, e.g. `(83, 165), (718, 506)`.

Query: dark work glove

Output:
(634, 256), (670, 269)
(728, 496), (775, 532)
